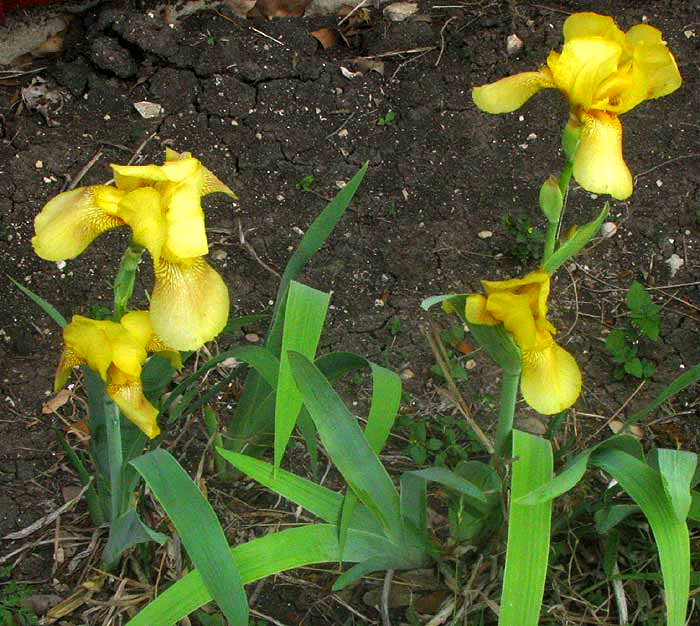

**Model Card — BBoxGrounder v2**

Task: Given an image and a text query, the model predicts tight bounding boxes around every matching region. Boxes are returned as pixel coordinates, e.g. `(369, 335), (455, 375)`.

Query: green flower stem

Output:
(495, 371), (520, 457)
(113, 242), (145, 320)
(104, 399), (124, 523)
(543, 162), (573, 264)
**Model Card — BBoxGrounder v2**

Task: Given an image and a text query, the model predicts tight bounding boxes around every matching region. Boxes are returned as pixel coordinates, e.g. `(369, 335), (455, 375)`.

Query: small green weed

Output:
(605, 281), (660, 379)
(501, 214), (544, 262)
(294, 175), (315, 192)
(377, 111), (395, 126)
(397, 414), (472, 467)
(0, 567), (39, 626)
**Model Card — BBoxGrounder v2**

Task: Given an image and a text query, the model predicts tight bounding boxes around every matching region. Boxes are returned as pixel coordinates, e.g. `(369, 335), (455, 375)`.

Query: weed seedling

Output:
(0, 567), (38, 626)
(605, 281), (660, 379)
(501, 213), (544, 262)
(294, 175), (315, 192)
(377, 111), (395, 126)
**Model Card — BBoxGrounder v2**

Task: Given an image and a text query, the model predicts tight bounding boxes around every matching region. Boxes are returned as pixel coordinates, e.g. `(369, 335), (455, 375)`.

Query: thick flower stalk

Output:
(55, 311), (181, 438)
(465, 270), (581, 415)
(472, 12), (682, 200)
(33, 149), (236, 350)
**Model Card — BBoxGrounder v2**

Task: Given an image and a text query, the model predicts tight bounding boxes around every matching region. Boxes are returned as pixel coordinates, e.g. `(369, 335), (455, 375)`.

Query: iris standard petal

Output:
(32, 187), (125, 261)
(482, 269), (549, 295)
(472, 70), (554, 114)
(116, 187), (166, 261)
(62, 316), (115, 381)
(520, 337), (582, 414)
(549, 38), (623, 110)
(464, 294), (499, 325)
(626, 25), (682, 102)
(573, 109), (633, 200)
(107, 380), (160, 438)
(562, 12), (626, 45)
(485, 291), (538, 349)
(162, 183), (209, 259)
(150, 257), (230, 350)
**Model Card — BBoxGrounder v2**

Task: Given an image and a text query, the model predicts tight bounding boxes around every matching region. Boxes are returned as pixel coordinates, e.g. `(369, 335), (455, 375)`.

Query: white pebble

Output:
(600, 222), (617, 238)
(478, 230), (493, 239)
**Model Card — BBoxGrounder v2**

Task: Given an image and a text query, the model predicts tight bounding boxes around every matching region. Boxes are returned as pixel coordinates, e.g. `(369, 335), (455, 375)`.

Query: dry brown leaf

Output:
(311, 27), (339, 49)
(518, 416), (547, 436)
(352, 56), (385, 75)
(42, 388), (71, 414)
(609, 419), (644, 439)
(31, 33), (65, 57)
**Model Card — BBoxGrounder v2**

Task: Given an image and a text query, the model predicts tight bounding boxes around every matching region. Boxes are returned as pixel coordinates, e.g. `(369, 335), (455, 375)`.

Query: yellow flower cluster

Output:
(34, 149), (236, 437)
(472, 12), (682, 200)
(55, 312), (182, 438)
(465, 270), (581, 415)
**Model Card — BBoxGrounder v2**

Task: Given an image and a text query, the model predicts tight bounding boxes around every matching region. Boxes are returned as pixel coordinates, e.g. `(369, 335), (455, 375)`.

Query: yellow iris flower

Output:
(472, 12), (682, 200)
(55, 311), (181, 438)
(32, 149), (236, 350)
(465, 270), (581, 415)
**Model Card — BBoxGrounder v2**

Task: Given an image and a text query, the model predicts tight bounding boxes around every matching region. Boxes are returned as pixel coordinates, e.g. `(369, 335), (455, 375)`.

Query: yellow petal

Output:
(626, 24), (682, 103)
(482, 269), (549, 295)
(485, 291), (537, 349)
(107, 380), (160, 438)
(573, 110), (633, 200)
(54, 347), (85, 391)
(32, 187), (124, 261)
(549, 37), (623, 110)
(162, 183), (209, 259)
(562, 12), (625, 45)
(472, 70), (554, 114)
(464, 294), (498, 325)
(150, 257), (230, 350)
(120, 311), (155, 346)
(116, 187), (166, 261)
(521, 336), (582, 414)
(62, 316), (115, 381)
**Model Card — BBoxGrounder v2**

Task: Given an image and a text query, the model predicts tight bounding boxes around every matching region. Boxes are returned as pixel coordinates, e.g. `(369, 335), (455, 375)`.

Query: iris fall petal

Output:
(521, 338), (582, 415)
(33, 187), (124, 261)
(150, 257), (230, 350)
(472, 70), (554, 114)
(573, 109), (633, 200)
(108, 380), (160, 438)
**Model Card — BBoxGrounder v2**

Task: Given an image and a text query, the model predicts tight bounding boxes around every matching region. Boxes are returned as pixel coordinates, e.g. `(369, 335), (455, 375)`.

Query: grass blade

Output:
(130, 449), (248, 626)
(217, 448), (381, 534)
(274, 281), (330, 469)
(658, 449), (697, 521)
(519, 435), (643, 505)
(339, 362), (402, 555)
(126, 524), (392, 626)
(9, 276), (67, 328)
(593, 449), (690, 626)
(288, 351), (403, 543)
(624, 363), (700, 428)
(499, 430), (553, 626)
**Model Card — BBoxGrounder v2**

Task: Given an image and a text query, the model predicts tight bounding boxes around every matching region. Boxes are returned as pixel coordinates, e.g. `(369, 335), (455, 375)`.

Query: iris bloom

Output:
(472, 12), (682, 200)
(465, 270), (581, 415)
(33, 149), (236, 350)
(55, 311), (181, 438)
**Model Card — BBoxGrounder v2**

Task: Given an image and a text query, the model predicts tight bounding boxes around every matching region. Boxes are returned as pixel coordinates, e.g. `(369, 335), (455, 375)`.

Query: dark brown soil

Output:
(1, 0), (699, 624)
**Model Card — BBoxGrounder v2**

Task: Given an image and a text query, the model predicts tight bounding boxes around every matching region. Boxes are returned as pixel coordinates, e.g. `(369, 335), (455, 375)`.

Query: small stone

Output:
(103, 113), (111, 121)
(526, 132), (537, 140)
(338, 128), (349, 138)
(656, 179), (663, 187)
(335, 180), (347, 189)
(478, 230), (493, 239)
(292, 226), (304, 236)
(134, 101), (164, 119)
(244, 333), (260, 343)
(665, 253), (684, 277)
(383, 2), (418, 21)
(684, 29), (695, 39)
(506, 33), (523, 55)
(465, 360), (477, 370)
(35, 160), (43, 169)
(211, 249), (227, 261)
(400, 368), (414, 380)
(600, 222), (617, 238)
(56, 260), (66, 270)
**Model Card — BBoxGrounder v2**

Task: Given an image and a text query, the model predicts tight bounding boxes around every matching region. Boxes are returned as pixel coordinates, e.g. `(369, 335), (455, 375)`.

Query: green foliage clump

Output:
(606, 281), (661, 379)
(501, 214), (544, 262)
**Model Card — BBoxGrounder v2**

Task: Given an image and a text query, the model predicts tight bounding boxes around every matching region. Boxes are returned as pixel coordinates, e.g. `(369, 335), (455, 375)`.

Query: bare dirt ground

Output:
(0, 0), (699, 623)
